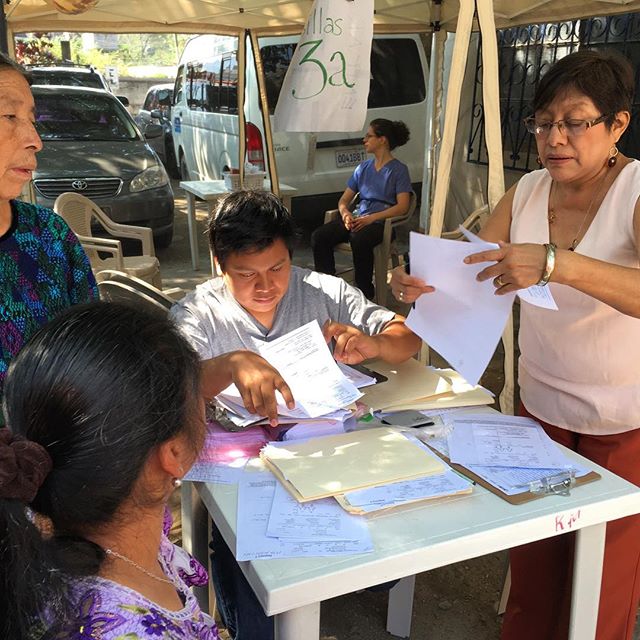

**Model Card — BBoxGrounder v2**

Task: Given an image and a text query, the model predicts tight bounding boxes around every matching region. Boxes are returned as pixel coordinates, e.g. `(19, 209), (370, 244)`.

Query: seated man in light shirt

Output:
(170, 189), (420, 640)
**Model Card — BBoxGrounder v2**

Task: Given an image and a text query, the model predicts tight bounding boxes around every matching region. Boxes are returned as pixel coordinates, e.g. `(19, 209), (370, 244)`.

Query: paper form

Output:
(184, 422), (269, 484)
(457, 225), (558, 310)
(235, 469), (373, 561)
(340, 438), (472, 513)
(337, 362), (377, 388)
(266, 481), (369, 540)
(427, 436), (591, 496)
(447, 415), (570, 469)
(217, 321), (362, 422)
(405, 232), (515, 385)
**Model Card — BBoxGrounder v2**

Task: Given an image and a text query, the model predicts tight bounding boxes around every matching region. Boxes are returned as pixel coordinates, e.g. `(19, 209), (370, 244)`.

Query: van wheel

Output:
(179, 154), (190, 181)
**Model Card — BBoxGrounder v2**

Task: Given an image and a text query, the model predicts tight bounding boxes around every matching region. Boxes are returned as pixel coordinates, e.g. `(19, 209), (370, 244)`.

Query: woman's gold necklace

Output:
(548, 171), (609, 251)
(105, 548), (174, 586)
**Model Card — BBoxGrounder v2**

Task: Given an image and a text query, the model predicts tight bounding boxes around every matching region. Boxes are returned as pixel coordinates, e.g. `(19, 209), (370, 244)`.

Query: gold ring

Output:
(496, 276), (505, 288)
(399, 291), (405, 301)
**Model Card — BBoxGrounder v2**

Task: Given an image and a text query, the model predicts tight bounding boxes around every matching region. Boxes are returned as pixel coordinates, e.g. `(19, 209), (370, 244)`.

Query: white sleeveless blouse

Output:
(511, 162), (640, 434)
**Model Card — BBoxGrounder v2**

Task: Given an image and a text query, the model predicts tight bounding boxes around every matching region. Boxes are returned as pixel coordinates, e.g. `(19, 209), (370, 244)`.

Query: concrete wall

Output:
(116, 76), (175, 114)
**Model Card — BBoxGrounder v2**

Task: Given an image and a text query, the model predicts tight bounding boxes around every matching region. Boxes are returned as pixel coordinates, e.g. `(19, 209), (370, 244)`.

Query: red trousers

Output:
(500, 406), (640, 640)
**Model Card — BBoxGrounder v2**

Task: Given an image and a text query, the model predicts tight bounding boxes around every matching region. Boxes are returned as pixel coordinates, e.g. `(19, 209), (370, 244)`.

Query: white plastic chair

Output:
(94, 270), (183, 303)
(441, 204), (490, 240)
(324, 192), (417, 306)
(54, 192), (162, 288)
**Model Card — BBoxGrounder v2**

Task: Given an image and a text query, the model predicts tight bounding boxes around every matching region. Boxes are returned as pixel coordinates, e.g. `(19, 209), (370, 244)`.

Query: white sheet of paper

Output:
(337, 362), (377, 388)
(405, 232), (515, 385)
(427, 436), (590, 495)
(266, 481), (369, 540)
(185, 459), (247, 485)
(447, 415), (571, 469)
(457, 225), (558, 311)
(256, 321), (362, 417)
(282, 421), (347, 441)
(217, 321), (361, 421)
(236, 469), (373, 561)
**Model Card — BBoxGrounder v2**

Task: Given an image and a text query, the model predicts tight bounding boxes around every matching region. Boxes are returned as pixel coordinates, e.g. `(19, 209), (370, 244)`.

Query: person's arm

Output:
(66, 231), (99, 302)
(351, 192), (411, 231)
(323, 315), (420, 365)
(389, 184), (517, 304)
(467, 196), (640, 318)
(338, 187), (358, 230)
(200, 351), (294, 427)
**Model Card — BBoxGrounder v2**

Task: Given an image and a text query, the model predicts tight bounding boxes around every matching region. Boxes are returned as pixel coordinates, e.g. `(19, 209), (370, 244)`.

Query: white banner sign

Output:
(273, 0), (374, 132)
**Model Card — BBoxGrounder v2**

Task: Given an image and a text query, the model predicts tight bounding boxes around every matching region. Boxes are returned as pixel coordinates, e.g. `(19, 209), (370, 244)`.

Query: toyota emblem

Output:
(71, 180), (88, 191)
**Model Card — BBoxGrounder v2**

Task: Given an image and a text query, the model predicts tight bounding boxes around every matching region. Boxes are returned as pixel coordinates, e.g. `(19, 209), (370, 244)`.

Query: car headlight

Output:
(130, 165), (169, 193)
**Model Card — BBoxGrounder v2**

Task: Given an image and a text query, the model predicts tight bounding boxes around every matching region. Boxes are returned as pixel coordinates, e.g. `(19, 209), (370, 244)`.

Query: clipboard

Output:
(426, 445), (601, 505)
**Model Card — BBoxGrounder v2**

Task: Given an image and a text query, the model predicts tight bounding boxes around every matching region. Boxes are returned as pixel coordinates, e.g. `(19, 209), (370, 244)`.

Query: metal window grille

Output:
(467, 14), (640, 172)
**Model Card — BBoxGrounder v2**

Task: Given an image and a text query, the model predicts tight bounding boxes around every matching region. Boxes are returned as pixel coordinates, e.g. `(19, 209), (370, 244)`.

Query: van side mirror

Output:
(117, 95), (130, 107)
(149, 109), (164, 120)
(144, 123), (164, 139)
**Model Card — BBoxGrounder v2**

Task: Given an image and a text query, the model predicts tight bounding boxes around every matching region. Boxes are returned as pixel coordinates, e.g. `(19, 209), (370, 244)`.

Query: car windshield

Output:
(30, 69), (105, 89)
(34, 93), (139, 141)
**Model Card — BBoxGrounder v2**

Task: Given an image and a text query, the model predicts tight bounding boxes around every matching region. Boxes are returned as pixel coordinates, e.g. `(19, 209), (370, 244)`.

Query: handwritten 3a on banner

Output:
(273, 0), (374, 133)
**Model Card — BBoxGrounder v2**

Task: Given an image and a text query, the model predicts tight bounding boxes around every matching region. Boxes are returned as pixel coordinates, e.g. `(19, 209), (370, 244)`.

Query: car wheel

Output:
(179, 153), (190, 181)
(154, 227), (174, 249)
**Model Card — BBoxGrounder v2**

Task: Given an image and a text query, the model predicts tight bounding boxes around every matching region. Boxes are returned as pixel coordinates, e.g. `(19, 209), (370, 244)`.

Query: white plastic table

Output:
(179, 180), (298, 270)
(182, 442), (640, 640)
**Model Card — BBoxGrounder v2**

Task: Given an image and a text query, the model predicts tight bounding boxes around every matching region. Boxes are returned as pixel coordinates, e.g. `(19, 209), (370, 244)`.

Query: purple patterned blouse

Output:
(42, 514), (218, 639)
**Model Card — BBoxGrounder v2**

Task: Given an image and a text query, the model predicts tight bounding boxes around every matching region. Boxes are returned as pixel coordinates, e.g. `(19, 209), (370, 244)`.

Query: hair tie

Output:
(0, 428), (53, 503)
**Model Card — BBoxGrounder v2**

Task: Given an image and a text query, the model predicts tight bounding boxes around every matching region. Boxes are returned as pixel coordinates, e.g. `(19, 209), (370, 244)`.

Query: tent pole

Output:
(420, 28), (446, 232)
(238, 31), (247, 186)
(0, 1), (9, 55)
(428, 0), (475, 238)
(248, 29), (280, 198)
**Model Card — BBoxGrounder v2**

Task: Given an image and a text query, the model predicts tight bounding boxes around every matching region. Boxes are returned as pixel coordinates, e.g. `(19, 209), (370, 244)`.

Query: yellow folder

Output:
(260, 427), (446, 502)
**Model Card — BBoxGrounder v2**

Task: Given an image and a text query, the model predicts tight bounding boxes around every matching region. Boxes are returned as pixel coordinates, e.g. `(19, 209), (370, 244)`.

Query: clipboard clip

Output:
(525, 469), (577, 496)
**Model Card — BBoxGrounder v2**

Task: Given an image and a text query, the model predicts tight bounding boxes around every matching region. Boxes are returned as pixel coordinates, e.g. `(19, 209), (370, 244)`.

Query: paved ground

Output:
(157, 183), (637, 640)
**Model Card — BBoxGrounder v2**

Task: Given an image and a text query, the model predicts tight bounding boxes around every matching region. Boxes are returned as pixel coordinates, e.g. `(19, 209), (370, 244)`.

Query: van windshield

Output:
(259, 38), (426, 114)
(34, 92), (139, 141)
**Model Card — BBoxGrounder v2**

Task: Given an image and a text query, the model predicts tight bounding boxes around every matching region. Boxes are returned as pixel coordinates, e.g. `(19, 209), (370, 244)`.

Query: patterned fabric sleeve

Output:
(59, 216), (98, 303)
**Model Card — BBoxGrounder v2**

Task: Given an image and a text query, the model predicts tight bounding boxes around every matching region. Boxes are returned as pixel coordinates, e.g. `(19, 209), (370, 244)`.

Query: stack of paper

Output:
(360, 358), (493, 413)
(216, 321), (363, 428)
(235, 467), (374, 561)
(260, 427), (446, 502)
(430, 414), (591, 496)
(336, 437), (473, 514)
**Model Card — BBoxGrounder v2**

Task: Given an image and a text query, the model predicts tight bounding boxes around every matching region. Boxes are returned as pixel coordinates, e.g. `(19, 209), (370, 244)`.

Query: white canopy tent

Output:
(7, 0), (640, 412)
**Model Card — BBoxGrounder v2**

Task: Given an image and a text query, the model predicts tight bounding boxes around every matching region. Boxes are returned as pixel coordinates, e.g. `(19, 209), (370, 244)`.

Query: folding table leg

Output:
(569, 522), (606, 640)
(387, 575), (416, 638)
(275, 602), (321, 640)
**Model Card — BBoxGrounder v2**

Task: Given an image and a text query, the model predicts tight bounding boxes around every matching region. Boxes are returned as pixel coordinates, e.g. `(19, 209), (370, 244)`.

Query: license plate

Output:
(335, 149), (367, 168)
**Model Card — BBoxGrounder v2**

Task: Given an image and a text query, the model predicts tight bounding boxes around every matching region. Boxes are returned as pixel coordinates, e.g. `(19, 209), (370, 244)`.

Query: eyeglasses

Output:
(523, 114), (610, 137)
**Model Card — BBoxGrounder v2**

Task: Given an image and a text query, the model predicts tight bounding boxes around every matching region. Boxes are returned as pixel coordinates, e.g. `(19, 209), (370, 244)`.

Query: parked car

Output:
(27, 63), (130, 106)
(135, 83), (179, 178)
(31, 85), (175, 248)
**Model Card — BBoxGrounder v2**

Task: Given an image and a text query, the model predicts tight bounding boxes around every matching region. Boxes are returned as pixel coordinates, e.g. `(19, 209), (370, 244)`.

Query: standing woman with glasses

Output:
(391, 49), (640, 640)
(312, 118), (413, 300)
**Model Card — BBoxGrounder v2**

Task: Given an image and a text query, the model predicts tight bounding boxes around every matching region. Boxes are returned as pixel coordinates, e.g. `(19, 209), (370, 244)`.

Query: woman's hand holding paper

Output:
(390, 266), (435, 304)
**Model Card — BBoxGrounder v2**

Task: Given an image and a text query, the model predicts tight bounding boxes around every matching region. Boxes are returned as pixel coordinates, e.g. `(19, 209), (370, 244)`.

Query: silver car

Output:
(32, 85), (175, 248)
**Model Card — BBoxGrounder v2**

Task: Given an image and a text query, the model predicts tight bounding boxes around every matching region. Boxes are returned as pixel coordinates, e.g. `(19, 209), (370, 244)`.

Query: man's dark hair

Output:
(208, 190), (296, 271)
(533, 49), (634, 128)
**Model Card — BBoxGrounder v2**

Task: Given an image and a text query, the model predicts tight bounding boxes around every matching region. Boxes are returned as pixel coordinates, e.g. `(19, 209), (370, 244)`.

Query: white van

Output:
(172, 33), (429, 229)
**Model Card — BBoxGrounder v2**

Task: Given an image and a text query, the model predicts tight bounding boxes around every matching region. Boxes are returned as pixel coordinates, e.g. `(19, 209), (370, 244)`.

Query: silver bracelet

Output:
(537, 243), (556, 286)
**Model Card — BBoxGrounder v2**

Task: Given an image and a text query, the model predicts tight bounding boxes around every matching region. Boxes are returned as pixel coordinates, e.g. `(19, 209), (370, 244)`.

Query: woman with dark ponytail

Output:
(312, 118), (413, 300)
(0, 302), (218, 639)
